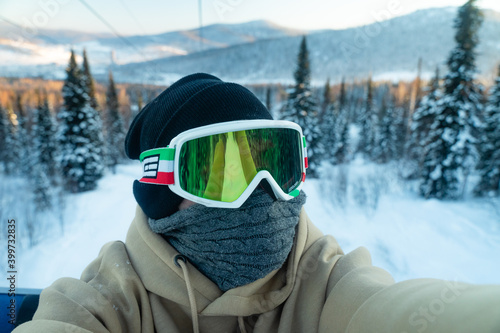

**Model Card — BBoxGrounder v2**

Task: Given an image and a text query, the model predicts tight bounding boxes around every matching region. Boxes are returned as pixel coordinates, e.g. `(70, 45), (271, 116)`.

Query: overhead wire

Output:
(117, 0), (148, 36)
(76, 0), (156, 83)
(76, 0), (149, 61)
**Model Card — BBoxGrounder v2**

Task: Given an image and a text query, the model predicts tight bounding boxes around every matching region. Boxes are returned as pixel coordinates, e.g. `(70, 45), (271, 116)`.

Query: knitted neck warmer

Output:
(148, 189), (306, 291)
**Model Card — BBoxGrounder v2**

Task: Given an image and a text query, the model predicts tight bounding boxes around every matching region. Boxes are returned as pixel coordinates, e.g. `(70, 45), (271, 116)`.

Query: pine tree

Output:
(0, 103), (8, 172)
(32, 94), (59, 210)
(372, 94), (395, 164)
(407, 68), (442, 177)
(332, 78), (350, 164)
(82, 49), (99, 110)
(357, 77), (376, 159)
(392, 97), (411, 161)
(323, 78), (351, 165)
(58, 50), (105, 193)
(333, 111), (350, 165)
(338, 77), (347, 110)
(474, 65), (500, 196)
(104, 71), (126, 174)
(420, 0), (484, 199)
(321, 78), (332, 116)
(3, 105), (19, 175)
(320, 102), (336, 163)
(319, 78), (336, 164)
(409, 57), (423, 115)
(13, 93), (32, 176)
(136, 89), (144, 117)
(281, 36), (322, 177)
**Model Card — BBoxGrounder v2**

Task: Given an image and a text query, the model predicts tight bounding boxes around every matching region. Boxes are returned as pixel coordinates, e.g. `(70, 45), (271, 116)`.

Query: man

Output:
(14, 73), (500, 332)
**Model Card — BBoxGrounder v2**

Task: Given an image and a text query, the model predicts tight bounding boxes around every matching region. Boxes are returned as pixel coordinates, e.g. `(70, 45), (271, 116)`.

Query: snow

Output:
(2, 164), (140, 289)
(1, 160), (499, 290)
(373, 70), (435, 83)
(0, 39), (69, 66)
(306, 163), (500, 284)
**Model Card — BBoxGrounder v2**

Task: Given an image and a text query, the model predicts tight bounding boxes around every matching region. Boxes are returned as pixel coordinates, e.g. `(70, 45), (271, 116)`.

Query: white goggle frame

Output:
(139, 120), (308, 208)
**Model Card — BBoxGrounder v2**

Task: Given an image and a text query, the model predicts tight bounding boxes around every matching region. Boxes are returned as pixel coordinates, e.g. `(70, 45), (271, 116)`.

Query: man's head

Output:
(125, 73), (273, 218)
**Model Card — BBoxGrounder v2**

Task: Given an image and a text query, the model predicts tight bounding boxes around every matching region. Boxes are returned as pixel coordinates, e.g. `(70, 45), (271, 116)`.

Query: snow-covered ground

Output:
(309, 160), (500, 285)
(1, 160), (499, 290)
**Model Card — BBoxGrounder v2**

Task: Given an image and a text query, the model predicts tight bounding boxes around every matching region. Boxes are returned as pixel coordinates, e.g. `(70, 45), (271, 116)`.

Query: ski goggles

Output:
(138, 120), (308, 208)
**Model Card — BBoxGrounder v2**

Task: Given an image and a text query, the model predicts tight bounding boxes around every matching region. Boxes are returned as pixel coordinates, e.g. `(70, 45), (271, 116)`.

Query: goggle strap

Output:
(139, 147), (175, 185)
(302, 136), (308, 169)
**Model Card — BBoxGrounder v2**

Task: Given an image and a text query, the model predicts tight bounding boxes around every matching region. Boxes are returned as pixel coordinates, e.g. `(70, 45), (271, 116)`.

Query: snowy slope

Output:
(1, 159), (499, 290)
(4, 164), (141, 289)
(306, 161), (500, 285)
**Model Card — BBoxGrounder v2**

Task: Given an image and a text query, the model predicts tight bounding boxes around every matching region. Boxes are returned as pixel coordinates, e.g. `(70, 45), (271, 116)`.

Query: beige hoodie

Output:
(14, 206), (500, 332)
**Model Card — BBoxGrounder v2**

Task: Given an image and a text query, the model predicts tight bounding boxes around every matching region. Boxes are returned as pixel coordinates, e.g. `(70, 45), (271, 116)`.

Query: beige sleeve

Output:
(13, 242), (152, 333)
(13, 278), (117, 333)
(320, 247), (500, 333)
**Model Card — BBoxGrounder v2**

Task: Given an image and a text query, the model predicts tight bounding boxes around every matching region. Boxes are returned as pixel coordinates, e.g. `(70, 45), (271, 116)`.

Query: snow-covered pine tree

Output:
(333, 112), (349, 164)
(392, 95), (411, 161)
(338, 77), (347, 110)
(319, 78), (337, 164)
(104, 71), (126, 174)
(81, 49), (106, 159)
(13, 93), (32, 177)
(332, 106), (350, 164)
(58, 50), (105, 193)
(419, 0), (484, 199)
(32, 93), (58, 210)
(407, 68), (442, 178)
(3, 105), (19, 175)
(372, 94), (395, 164)
(82, 49), (99, 110)
(474, 65), (500, 196)
(0, 103), (8, 172)
(409, 57), (423, 116)
(357, 77), (376, 159)
(321, 78), (332, 116)
(280, 36), (322, 177)
(332, 78), (350, 164)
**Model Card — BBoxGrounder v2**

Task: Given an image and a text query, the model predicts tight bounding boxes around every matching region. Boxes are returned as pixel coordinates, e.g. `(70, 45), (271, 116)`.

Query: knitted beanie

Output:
(125, 73), (273, 219)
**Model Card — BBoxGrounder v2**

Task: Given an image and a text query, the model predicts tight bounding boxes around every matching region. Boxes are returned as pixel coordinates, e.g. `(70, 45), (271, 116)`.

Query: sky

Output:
(1, 0), (500, 36)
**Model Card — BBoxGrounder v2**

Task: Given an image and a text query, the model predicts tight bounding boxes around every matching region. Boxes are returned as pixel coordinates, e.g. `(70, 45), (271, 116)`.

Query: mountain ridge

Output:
(1, 7), (499, 84)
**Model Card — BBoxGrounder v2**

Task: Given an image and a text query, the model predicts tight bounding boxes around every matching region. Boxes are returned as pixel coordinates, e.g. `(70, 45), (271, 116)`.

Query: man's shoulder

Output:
(80, 240), (139, 284)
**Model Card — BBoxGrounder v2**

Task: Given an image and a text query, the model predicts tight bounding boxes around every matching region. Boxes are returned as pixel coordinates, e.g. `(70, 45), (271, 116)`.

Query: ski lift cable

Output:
(76, 0), (150, 63)
(117, 0), (148, 35)
(76, 0), (159, 85)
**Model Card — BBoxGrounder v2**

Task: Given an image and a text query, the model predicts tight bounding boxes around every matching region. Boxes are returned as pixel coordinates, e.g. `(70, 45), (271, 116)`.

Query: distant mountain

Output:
(113, 7), (500, 85)
(0, 19), (306, 77)
(0, 22), (114, 44)
(96, 20), (306, 54)
(1, 8), (499, 84)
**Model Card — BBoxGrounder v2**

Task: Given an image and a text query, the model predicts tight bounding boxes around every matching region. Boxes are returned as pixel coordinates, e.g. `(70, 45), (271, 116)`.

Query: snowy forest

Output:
(0, 0), (499, 287)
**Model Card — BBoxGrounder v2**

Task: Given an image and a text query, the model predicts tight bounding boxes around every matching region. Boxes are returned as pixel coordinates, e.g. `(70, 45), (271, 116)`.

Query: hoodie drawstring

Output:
(238, 316), (247, 333)
(175, 255), (250, 333)
(175, 255), (200, 333)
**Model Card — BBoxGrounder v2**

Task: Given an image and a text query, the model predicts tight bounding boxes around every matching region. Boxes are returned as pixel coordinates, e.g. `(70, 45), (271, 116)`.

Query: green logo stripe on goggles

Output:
(138, 120), (308, 208)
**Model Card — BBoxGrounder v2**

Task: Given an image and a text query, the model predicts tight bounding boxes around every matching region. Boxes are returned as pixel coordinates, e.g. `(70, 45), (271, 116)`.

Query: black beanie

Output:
(125, 73), (273, 219)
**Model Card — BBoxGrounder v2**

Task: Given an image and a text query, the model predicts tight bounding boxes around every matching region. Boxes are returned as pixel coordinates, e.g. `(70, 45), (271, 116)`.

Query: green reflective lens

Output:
(178, 128), (303, 202)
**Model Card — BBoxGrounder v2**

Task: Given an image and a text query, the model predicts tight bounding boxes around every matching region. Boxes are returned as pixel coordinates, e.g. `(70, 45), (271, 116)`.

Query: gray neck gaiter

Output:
(148, 189), (306, 291)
